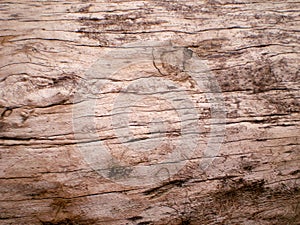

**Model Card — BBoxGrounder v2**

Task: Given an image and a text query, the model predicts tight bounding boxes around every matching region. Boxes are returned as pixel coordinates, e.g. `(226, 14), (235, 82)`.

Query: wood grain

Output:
(0, 0), (299, 224)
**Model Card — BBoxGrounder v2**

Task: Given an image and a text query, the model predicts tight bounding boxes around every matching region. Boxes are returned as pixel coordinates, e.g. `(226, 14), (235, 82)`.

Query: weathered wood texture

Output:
(0, 0), (300, 224)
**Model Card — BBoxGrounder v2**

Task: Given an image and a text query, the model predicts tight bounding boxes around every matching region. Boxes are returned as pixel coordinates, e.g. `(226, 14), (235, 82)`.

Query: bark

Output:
(0, 0), (300, 224)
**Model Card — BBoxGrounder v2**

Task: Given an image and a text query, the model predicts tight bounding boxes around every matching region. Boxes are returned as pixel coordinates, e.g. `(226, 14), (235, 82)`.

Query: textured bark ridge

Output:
(0, 0), (299, 224)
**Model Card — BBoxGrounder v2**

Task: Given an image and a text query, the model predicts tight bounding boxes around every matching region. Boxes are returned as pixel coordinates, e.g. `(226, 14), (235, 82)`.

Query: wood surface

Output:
(0, 0), (299, 224)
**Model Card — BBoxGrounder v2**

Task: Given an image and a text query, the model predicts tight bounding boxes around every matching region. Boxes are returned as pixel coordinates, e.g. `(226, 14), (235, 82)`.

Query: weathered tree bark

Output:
(0, 0), (299, 224)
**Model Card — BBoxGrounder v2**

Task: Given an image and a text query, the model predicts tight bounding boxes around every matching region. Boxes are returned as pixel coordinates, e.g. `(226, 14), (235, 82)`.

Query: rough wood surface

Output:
(0, 0), (299, 224)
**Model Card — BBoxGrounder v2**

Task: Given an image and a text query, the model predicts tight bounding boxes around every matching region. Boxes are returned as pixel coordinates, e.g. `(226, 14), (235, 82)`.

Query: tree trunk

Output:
(0, 0), (299, 224)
